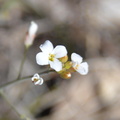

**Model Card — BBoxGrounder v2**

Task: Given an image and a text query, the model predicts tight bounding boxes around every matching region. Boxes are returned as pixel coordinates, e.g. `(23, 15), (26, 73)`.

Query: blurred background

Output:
(1, 0), (120, 120)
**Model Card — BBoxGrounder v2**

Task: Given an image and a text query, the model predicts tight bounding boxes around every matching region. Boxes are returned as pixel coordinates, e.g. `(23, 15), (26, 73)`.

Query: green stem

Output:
(0, 69), (55, 89)
(0, 90), (25, 120)
(17, 47), (28, 80)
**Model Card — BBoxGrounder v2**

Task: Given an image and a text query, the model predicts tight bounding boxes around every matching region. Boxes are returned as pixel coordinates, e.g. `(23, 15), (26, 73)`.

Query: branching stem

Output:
(17, 47), (28, 80)
(0, 69), (55, 89)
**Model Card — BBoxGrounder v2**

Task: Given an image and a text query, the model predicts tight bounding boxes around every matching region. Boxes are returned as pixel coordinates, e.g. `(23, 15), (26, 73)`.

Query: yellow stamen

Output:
(33, 78), (39, 82)
(74, 63), (80, 70)
(49, 54), (55, 61)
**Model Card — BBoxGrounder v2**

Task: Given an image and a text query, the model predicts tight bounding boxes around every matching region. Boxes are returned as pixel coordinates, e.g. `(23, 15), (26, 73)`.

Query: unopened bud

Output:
(25, 21), (38, 48)
(60, 71), (71, 79)
(68, 67), (76, 73)
(59, 55), (68, 63)
(64, 61), (72, 69)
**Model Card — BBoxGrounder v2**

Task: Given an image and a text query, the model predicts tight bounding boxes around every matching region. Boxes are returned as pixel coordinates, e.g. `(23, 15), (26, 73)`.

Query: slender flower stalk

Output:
(17, 21), (38, 80)
(0, 69), (54, 89)
(17, 47), (28, 80)
(0, 90), (27, 120)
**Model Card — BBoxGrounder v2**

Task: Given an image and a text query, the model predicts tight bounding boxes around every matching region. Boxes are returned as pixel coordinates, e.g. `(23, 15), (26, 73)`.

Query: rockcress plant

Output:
(32, 40), (89, 85)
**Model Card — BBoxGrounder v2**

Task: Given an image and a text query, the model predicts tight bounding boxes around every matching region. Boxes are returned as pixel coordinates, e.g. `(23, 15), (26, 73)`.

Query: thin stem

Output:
(0, 90), (25, 120)
(17, 47), (28, 80)
(0, 69), (55, 89)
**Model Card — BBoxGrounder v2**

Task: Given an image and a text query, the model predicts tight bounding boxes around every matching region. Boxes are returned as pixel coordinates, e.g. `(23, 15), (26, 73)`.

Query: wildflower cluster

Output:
(32, 40), (88, 85)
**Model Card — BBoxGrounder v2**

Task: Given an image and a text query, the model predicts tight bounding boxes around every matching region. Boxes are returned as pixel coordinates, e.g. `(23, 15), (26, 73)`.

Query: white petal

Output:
(33, 73), (40, 78)
(31, 77), (35, 81)
(36, 52), (49, 65)
(25, 21), (38, 47)
(39, 78), (44, 85)
(29, 21), (38, 36)
(34, 80), (41, 85)
(71, 53), (83, 64)
(40, 40), (53, 53)
(34, 77), (44, 85)
(32, 76), (37, 81)
(77, 62), (89, 75)
(49, 59), (62, 71)
(52, 45), (67, 58)
(32, 73), (40, 81)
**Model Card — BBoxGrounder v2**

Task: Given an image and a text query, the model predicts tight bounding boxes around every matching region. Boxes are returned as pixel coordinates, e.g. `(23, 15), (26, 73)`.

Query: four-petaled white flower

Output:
(31, 73), (44, 85)
(71, 53), (88, 75)
(36, 40), (67, 71)
(25, 21), (38, 47)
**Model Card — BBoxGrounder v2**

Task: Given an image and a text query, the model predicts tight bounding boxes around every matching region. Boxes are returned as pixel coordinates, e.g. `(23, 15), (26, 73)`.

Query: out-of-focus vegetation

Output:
(1, 0), (120, 120)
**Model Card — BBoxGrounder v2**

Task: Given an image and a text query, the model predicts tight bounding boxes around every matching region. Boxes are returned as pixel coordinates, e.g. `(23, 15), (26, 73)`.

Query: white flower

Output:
(71, 53), (88, 75)
(29, 21), (38, 36)
(25, 21), (38, 47)
(31, 73), (44, 85)
(36, 40), (67, 71)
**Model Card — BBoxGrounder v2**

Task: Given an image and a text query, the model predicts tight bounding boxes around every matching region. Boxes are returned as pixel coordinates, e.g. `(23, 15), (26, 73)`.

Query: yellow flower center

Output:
(34, 78), (39, 82)
(74, 63), (80, 70)
(49, 54), (55, 61)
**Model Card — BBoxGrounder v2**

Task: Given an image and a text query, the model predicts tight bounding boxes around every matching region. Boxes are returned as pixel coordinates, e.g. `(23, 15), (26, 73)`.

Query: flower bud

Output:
(60, 71), (71, 79)
(59, 55), (68, 63)
(25, 21), (38, 48)
(64, 61), (72, 69)
(68, 67), (76, 73)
